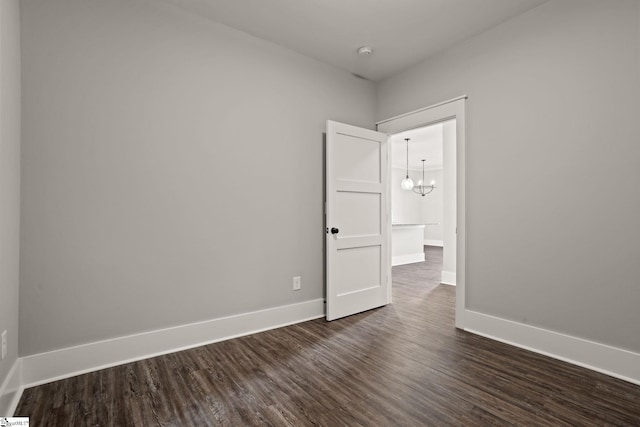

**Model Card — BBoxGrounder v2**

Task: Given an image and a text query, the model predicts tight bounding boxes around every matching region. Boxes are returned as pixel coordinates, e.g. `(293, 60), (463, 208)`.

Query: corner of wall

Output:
(0, 359), (22, 416)
(0, 0), (22, 410)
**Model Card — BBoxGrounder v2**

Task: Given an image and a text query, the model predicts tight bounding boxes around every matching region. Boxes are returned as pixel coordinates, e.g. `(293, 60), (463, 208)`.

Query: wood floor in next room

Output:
(16, 246), (640, 425)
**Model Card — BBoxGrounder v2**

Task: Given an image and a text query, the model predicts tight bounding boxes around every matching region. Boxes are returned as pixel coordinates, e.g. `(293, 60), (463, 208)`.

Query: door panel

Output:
(336, 245), (382, 296)
(335, 192), (381, 237)
(326, 120), (390, 321)
(334, 133), (382, 183)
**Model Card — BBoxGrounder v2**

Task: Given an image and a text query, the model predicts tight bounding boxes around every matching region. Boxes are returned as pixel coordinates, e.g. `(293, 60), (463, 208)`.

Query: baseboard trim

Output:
(464, 310), (640, 386)
(392, 253), (425, 266)
(8, 303), (639, 412)
(423, 239), (443, 247)
(440, 270), (456, 285)
(21, 299), (325, 389)
(0, 358), (22, 416)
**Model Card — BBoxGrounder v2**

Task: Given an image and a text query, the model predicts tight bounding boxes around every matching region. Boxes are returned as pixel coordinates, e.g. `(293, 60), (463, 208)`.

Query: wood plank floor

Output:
(16, 246), (640, 426)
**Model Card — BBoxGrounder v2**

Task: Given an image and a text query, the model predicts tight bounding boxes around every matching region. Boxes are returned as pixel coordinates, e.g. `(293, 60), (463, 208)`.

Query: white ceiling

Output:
(161, 0), (548, 81)
(391, 123), (444, 171)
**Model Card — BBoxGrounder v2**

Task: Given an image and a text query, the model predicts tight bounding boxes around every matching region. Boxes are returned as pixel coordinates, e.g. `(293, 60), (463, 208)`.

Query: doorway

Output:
(324, 97), (466, 327)
(389, 120), (456, 293)
(377, 96), (466, 328)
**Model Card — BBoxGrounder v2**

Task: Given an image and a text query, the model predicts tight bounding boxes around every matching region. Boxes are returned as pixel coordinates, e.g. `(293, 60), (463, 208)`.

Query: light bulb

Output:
(400, 176), (414, 190)
(430, 180), (436, 186)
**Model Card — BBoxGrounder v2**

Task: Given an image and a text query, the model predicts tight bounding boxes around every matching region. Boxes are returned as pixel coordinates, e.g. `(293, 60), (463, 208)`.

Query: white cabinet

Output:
(391, 224), (425, 266)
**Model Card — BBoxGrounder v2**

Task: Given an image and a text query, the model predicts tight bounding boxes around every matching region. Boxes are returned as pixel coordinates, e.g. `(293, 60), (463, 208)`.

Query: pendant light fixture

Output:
(400, 138), (414, 190)
(412, 159), (437, 196)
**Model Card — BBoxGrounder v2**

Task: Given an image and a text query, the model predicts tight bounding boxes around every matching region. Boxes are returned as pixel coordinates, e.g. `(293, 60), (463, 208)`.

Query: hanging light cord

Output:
(405, 138), (410, 178)
(400, 138), (414, 191)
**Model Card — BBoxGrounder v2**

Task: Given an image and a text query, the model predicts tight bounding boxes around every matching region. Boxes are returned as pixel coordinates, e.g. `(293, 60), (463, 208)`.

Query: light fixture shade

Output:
(400, 176), (414, 190)
(412, 159), (436, 196)
(401, 137), (414, 191)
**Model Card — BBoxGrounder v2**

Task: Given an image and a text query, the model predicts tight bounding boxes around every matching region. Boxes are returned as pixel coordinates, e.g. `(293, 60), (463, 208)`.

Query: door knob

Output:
(331, 227), (339, 235)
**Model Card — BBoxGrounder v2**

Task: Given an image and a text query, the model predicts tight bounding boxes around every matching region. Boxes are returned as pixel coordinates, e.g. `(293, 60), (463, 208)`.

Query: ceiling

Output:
(161, 0), (548, 81)
(391, 123), (445, 171)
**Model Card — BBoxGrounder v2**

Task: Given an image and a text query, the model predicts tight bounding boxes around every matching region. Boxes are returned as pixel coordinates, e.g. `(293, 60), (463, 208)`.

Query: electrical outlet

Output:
(293, 276), (301, 291)
(1, 330), (7, 360)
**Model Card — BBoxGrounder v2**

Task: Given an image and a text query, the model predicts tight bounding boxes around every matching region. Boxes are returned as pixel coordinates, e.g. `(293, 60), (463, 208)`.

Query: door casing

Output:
(376, 96), (467, 329)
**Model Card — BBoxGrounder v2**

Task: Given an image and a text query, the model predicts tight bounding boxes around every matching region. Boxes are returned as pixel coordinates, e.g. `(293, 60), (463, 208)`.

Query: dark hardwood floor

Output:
(16, 246), (640, 425)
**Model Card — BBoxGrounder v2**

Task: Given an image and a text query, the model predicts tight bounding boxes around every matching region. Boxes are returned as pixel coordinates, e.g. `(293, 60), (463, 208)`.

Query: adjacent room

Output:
(390, 121), (456, 295)
(1, 0), (639, 424)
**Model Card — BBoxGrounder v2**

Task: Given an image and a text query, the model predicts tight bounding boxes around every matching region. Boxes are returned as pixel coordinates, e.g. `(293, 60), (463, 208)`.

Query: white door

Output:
(326, 120), (391, 321)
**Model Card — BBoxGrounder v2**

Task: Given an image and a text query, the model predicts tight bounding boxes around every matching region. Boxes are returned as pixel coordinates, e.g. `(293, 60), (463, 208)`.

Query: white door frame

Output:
(376, 96), (467, 329)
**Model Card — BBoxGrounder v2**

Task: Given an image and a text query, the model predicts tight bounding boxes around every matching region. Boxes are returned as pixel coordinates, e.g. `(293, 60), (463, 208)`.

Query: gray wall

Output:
(19, 0), (375, 355)
(17, 0), (640, 360)
(378, 0), (640, 352)
(0, 0), (21, 387)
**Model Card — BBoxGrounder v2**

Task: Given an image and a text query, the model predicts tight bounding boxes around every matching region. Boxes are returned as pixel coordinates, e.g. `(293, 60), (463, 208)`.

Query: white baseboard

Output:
(392, 253), (425, 266)
(464, 310), (640, 386)
(20, 299), (324, 389)
(423, 239), (443, 247)
(0, 358), (22, 416)
(440, 270), (456, 285)
(8, 302), (639, 414)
